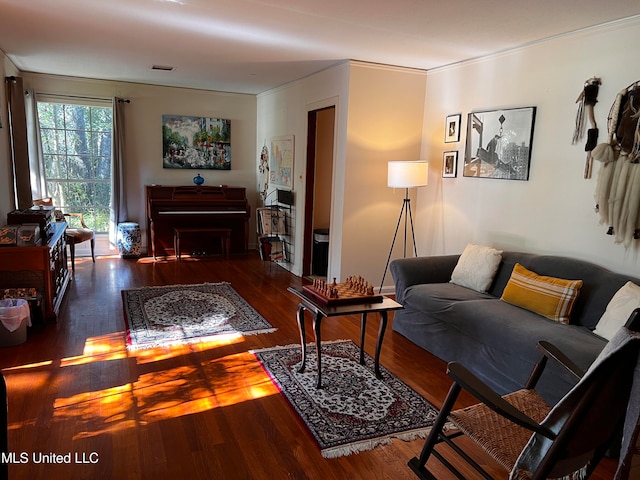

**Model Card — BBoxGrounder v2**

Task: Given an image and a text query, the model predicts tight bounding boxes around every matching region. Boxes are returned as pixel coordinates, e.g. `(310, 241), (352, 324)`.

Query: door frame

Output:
(302, 104), (336, 277)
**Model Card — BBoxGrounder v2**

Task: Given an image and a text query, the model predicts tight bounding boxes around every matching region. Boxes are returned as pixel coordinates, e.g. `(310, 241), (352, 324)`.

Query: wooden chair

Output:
(33, 198), (95, 273)
(64, 212), (95, 273)
(408, 309), (640, 480)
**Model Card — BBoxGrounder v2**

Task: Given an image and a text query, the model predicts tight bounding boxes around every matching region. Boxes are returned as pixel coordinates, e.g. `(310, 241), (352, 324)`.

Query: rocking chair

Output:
(409, 309), (640, 480)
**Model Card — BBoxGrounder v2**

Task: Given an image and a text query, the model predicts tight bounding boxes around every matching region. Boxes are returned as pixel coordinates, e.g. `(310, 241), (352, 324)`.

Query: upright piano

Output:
(146, 185), (250, 258)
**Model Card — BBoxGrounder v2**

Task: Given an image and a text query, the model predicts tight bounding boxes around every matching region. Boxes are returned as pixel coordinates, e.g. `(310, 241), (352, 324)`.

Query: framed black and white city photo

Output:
(463, 106), (536, 180)
(442, 151), (458, 178)
(444, 114), (461, 143)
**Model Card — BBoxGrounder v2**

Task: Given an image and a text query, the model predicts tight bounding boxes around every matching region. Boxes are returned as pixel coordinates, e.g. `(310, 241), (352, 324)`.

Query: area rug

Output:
(122, 282), (276, 349)
(252, 340), (440, 458)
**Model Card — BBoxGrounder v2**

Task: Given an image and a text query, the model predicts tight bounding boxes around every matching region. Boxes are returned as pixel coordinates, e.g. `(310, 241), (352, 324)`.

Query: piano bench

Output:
(173, 227), (232, 261)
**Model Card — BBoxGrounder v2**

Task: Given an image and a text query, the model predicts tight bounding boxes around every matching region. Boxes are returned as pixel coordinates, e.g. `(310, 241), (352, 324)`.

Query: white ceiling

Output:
(1, 0), (640, 95)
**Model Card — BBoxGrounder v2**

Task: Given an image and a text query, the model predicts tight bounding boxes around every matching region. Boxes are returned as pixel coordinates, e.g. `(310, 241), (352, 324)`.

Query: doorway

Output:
(303, 106), (335, 277)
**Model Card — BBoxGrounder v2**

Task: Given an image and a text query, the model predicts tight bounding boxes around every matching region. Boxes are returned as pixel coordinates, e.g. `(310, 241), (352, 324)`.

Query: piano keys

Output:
(146, 185), (250, 258)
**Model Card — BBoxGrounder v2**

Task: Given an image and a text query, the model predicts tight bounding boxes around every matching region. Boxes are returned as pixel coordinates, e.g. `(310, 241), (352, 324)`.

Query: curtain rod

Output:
(35, 92), (117, 102)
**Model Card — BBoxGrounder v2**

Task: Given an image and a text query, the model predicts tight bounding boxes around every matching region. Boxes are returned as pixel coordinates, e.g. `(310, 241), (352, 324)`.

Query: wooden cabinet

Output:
(0, 222), (71, 321)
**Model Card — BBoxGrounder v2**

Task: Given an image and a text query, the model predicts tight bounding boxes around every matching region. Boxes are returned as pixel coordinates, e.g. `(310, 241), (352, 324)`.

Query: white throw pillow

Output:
(594, 281), (640, 340)
(450, 244), (503, 293)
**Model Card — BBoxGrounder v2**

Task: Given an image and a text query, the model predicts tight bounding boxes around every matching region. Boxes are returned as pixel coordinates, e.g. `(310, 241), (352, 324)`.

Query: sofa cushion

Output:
(450, 243), (503, 293)
(446, 299), (605, 372)
(488, 252), (638, 329)
(500, 263), (583, 324)
(403, 283), (494, 314)
(594, 281), (640, 340)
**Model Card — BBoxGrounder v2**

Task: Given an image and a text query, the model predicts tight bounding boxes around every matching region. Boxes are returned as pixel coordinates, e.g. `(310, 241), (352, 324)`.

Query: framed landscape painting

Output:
(162, 115), (231, 170)
(463, 106), (536, 180)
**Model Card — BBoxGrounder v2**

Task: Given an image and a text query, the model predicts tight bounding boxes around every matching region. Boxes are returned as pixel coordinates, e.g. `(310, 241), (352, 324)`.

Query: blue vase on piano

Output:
(193, 174), (204, 186)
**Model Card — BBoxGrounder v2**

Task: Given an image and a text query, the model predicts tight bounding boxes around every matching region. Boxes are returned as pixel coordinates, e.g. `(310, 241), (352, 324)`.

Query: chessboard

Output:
(302, 276), (383, 306)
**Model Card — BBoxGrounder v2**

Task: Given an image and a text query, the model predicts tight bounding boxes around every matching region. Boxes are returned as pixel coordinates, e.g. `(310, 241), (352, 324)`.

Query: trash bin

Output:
(0, 299), (30, 347)
(117, 222), (142, 258)
(313, 228), (329, 276)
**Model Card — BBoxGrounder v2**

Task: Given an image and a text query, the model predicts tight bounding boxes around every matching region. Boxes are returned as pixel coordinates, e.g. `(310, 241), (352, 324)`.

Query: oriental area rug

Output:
(122, 282), (275, 349)
(253, 340), (440, 458)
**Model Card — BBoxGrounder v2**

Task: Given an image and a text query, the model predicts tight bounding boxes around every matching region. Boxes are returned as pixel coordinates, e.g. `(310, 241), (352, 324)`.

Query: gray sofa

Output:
(390, 251), (640, 404)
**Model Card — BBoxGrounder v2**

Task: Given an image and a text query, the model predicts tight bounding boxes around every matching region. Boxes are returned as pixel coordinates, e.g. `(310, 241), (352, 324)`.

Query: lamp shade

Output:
(388, 161), (429, 188)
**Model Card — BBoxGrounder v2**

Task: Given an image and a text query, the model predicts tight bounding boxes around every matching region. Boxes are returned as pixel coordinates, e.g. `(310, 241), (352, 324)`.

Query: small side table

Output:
(287, 286), (403, 388)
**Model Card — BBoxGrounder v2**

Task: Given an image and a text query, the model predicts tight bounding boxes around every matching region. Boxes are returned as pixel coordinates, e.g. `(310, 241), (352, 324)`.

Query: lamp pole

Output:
(379, 160), (428, 294)
(379, 187), (418, 293)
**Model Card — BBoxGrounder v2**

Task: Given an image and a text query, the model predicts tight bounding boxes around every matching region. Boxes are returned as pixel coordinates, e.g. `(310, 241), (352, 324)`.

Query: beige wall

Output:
(312, 107), (334, 232)
(342, 63), (426, 288)
(418, 16), (640, 277)
(18, 73), (257, 252)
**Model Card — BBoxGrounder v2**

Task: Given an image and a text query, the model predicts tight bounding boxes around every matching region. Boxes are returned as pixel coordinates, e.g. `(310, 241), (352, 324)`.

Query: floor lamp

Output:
(379, 160), (429, 293)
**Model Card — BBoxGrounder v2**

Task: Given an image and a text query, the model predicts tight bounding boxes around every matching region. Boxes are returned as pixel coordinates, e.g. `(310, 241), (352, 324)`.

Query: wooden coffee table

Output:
(287, 286), (403, 388)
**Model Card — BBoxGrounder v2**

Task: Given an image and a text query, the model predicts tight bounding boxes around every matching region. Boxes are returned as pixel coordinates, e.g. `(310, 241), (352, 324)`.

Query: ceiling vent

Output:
(151, 65), (175, 72)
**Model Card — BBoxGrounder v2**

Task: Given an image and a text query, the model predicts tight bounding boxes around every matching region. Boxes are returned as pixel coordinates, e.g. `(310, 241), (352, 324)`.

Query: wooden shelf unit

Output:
(0, 222), (71, 321)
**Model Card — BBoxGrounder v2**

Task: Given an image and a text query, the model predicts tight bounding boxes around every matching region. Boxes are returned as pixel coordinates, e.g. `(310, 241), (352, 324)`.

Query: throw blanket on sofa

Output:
(511, 326), (640, 480)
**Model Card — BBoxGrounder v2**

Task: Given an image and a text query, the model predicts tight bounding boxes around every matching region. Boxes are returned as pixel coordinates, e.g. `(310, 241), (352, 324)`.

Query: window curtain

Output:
(25, 89), (47, 201)
(110, 97), (128, 245)
(4, 76), (32, 210)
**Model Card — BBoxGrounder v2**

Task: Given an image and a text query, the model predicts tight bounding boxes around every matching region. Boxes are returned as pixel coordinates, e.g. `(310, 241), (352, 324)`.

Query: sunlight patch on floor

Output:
(5, 331), (276, 440)
(44, 347), (278, 439)
(131, 332), (245, 364)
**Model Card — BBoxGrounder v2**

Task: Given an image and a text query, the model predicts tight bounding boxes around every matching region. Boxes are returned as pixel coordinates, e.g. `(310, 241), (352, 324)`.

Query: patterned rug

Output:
(253, 340), (440, 458)
(122, 282), (275, 349)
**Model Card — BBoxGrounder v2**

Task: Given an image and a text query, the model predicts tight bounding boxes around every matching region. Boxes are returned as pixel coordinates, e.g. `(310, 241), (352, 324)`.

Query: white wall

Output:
(257, 62), (350, 277)
(20, 73), (257, 252)
(257, 61), (427, 288)
(418, 17), (640, 277)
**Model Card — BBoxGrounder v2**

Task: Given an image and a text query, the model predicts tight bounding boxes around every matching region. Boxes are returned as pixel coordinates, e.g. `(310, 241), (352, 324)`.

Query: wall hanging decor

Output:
(270, 135), (294, 189)
(572, 77), (602, 179)
(464, 106), (536, 180)
(258, 142), (270, 201)
(444, 114), (461, 143)
(593, 80), (640, 248)
(162, 115), (231, 170)
(442, 151), (458, 178)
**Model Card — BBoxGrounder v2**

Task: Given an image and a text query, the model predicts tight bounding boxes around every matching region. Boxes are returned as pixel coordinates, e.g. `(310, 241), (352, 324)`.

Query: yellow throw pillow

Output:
(501, 263), (583, 324)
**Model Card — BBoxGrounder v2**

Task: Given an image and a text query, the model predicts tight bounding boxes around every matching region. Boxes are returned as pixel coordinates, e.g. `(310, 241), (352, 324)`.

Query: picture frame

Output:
(444, 114), (461, 143)
(442, 151), (458, 178)
(162, 115), (231, 170)
(270, 135), (294, 189)
(463, 106), (536, 181)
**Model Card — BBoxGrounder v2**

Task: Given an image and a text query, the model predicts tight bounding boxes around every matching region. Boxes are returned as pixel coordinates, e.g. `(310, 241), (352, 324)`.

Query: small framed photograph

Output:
(442, 151), (458, 178)
(445, 114), (461, 143)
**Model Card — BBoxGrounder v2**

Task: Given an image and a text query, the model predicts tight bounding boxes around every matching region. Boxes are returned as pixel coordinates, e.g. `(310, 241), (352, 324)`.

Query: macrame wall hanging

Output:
(573, 77), (601, 179)
(590, 80), (640, 248)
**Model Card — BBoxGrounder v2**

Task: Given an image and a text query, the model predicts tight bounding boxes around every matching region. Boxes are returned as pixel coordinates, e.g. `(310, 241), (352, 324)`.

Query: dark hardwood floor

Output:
(1, 252), (617, 479)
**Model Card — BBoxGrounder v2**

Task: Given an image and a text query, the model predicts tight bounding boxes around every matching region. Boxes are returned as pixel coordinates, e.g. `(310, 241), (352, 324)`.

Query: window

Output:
(37, 101), (112, 233)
